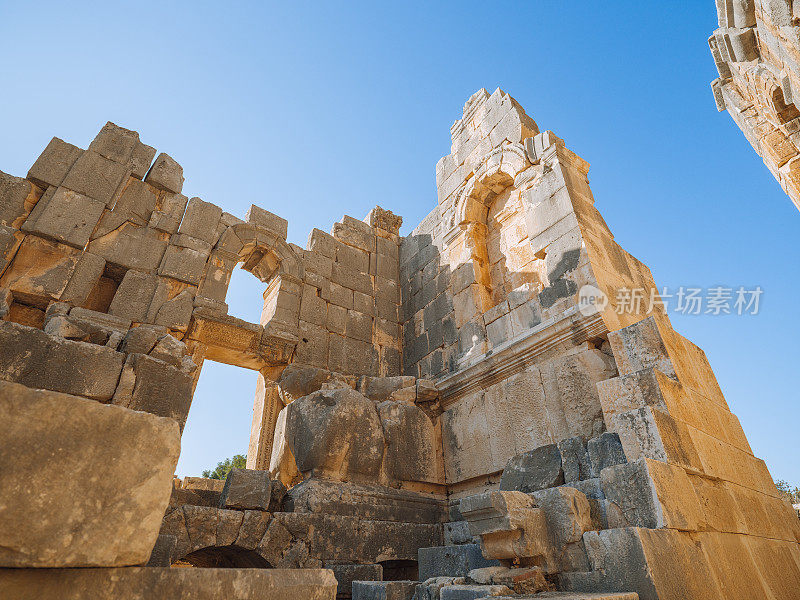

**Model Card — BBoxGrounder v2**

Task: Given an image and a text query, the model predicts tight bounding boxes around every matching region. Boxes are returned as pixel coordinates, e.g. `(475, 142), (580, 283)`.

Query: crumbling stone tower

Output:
(709, 0), (800, 211)
(0, 89), (798, 600)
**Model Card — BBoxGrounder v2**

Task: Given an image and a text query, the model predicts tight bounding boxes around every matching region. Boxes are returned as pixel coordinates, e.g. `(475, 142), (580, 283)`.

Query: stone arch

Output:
(177, 545), (273, 568)
(453, 144), (532, 309)
(198, 221), (304, 338)
(747, 64), (800, 126)
(455, 144), (529, 226)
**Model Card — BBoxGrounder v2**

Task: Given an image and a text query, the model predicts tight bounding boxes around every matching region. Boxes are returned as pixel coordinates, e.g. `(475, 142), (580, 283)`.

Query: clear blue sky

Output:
(2, 2), (798, 483)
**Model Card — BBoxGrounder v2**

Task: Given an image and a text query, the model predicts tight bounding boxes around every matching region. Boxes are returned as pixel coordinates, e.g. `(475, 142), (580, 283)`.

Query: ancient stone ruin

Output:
(1, 88), (798, 600)
(710, 0), (800, 211)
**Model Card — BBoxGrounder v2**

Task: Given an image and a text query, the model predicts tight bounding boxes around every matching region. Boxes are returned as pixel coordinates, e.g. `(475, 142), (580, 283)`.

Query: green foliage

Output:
(776, 479), (800, 504)
(202, 454), (247, 480)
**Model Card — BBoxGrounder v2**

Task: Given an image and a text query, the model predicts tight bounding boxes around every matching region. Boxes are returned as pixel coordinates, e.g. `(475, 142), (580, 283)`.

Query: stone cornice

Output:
(436, 307), (608, 408)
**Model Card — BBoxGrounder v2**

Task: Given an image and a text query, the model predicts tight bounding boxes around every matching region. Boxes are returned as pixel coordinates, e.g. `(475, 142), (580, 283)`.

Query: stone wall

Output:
(710, 0), (800, 211)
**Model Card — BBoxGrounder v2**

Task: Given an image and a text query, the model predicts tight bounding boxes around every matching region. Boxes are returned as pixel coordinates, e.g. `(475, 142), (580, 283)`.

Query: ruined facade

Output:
(1, 89), (799, 600)
(710, 0), (800, 211)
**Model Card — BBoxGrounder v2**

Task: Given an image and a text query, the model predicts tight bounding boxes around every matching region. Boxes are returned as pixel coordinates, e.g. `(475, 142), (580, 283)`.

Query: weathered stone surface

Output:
(0, 170), (40, 228)
(145, 153), (184, 193)
(62, 149), (129, 206)
(418, 545), (499, 581)
(219, 468), (272, 510)
(286, 479), (446, 524)
(558, 436), (592, 483)
(0, 380), (180, 567)
(23, 186), (105, 248)
(0, 567), (338, 600)
(499, 444), (564, 493)
(587, 433), (627, 476)
(0, 320), (123, 400)
(329, 563), (382, 598)
(146, 534), (177, 567)
(378, 399), (439, 483)
(27, 137), (82, 188)
(113, 353), (194, 430)
(279, 388), (385, 481)
(352, 580), (417, 600)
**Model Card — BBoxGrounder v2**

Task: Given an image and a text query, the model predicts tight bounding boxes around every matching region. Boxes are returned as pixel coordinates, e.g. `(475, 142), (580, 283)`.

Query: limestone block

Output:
(88, 121), (143, 164)
(149, 333), (187, 367)
(145, 534), (176, 567)
(609, 406), (702, 472)
(378, 400), (439, 483)
(600, 458), (702, 532)
(444, 521), (473, 545)
(219, 468), (271, 510)
(558, 436), (592, 483)
(27, 137), (83, 189)
(530, 487), (594, 550)
(417, 545), (499, 581)
(0, 170), (41, 228)
(276, 364), (352, 403)
(499, 444), (564, 492)
(282, 388), (385, 480)
(112, 353), (194, 430)
(0, 567), (338, 600)
(246, 204), (288, 239)
(158, 243), (209, 285)
(59, 251), (106, 305)
(460, 491), (549, 561)
(0, 235), (82, 306)
(586, 432), (627, 477)
(687, 473), (747, 534)
(596, 367), (686, 425)
(108, 270), (158, 321)
(183, 477), (226, 492)
(333, 221), (375, 254)
(178, 197), (223, 245)
(152, 287), (195, 331)
(329, 563), (382, 598)
(346, 309), (373, 343)
(88, 224), (168, 272)
(62, 149), (129, 206)
(23, 186), (105, 248)
(0, 380), (179, 567)
(352, 580), (417, 600)
(359, 375), (415, 402)
(145, 153), (184, 193)
(332, 263), (372, 296)
(149, 193), (189, 234)
(439, 584), (512, 599)
(0, 223), (22, 276)
(0, 320), (123, 399)
(106, 178), (158, 227)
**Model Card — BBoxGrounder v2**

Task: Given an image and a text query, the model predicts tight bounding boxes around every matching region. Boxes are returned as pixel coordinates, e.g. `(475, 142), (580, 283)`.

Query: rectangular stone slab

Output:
(0, 567), (337, 600)
(0, 380), (180, 567)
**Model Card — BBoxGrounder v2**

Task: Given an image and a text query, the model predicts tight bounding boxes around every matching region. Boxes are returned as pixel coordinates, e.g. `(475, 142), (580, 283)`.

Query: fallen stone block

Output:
(329, 563), (382, 598)
(0, 567), (338, 600)
(219, 468), (272, 510)
(499, 443), (564, 492)
(352, 580), (417, 600)
(417, 545), (499, 581)
(0, 380), (180, 567)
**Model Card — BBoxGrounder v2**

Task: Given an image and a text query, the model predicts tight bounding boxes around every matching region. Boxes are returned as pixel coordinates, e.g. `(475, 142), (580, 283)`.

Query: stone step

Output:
(351, 580), (417, 600)
(417, 544), (499, 581)
(439, 584), (513, 599)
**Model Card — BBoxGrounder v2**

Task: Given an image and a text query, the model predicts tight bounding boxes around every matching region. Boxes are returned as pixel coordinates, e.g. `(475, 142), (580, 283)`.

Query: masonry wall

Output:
(710, 0), (800, 211)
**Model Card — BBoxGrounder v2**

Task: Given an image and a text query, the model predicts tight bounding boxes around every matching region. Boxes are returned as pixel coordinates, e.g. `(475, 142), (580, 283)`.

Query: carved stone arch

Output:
(204, 222), (304, 339)
(452, 144), (531, 314)
(747, 64), (800, 126)
(455, 144), (530, 227)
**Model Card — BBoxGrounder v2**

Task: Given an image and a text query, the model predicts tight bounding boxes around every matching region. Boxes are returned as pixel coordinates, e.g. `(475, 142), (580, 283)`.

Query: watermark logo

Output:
(578, 284), (609, 316)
